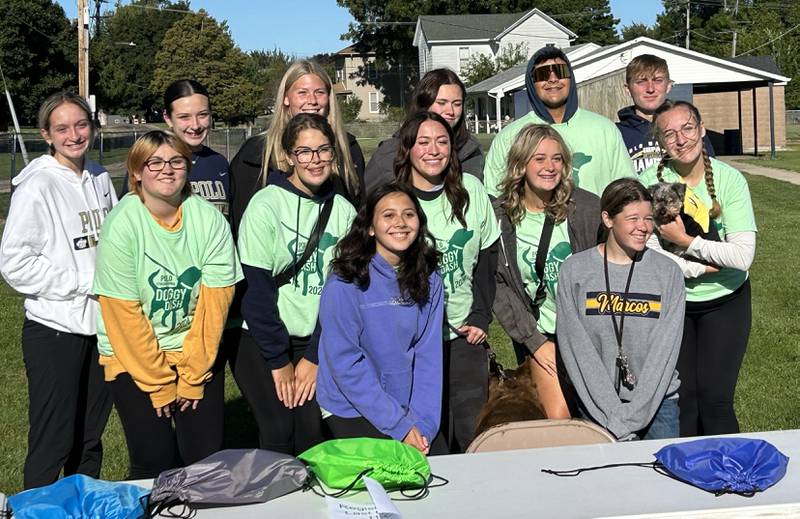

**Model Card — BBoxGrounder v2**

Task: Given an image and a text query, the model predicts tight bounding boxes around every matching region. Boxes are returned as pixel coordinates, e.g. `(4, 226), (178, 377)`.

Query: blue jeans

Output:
(639, 397), (680, 440)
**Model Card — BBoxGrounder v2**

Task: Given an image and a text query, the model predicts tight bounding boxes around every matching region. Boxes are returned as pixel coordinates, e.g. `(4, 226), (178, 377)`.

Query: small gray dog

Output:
(648, 182), (721, 262)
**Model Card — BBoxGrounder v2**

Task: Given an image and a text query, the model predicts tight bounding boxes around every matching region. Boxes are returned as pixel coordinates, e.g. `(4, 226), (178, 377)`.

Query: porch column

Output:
(769, 81), (776, 159)
(495, 91), (504, 132)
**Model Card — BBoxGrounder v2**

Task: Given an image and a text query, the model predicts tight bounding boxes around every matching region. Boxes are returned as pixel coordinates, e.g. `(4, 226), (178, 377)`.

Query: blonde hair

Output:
(126, 130), (193, 199)
(38, 91), (95, 155)
(500, 124), (574, 225)
(261, 60), (356, 193)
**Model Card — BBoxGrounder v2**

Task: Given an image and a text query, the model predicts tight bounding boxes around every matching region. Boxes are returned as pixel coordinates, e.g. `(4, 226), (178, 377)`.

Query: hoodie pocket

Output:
(380, 369), (413, 408)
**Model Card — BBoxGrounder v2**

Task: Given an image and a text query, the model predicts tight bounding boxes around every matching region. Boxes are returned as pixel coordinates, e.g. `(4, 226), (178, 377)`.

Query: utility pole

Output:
(685, 0), (691, 50)
(77, 0), (90, 99)
(731, 0), (740, 57)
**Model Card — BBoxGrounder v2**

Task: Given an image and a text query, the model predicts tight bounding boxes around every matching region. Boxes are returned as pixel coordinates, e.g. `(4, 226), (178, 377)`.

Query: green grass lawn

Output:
(1, 138), (798, 493)
(738, 144), (800, 173)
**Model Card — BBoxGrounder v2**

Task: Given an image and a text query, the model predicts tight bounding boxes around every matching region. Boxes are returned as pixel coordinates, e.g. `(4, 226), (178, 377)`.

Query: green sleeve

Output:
(718, 165), (757, 234)
(201, 210), (244, 287)
(93, 217), (139, 301)
(483, 128), (513, 198)
(475, 182), (501, 249)
(237, 196), (278, 271)
(609, 126), (636, 181)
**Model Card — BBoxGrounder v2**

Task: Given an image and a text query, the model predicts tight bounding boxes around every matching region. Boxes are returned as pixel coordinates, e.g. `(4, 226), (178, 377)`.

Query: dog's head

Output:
(648, 182), (685, 226)
(476, 357), (546, 438)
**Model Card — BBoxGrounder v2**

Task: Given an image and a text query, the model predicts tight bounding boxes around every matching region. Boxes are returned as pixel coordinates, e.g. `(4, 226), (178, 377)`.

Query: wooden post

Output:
(769, 81), (776, 159)
(77, 0), (89, 99)
(752, 87), (758, 156)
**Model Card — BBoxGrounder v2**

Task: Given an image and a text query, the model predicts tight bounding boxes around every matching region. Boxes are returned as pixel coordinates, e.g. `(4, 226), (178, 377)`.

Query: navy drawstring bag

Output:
(543, 437), (789, 497)
(7, 474), (148, 519)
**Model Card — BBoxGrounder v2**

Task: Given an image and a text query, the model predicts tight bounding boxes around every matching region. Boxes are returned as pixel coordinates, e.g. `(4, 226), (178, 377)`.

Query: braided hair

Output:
(652, 100), (721, 219)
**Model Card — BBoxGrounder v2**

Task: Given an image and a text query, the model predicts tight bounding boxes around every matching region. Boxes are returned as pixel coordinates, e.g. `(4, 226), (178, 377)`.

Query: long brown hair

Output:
(393, 111), (469, 227)
(652, 100), (721, 219)
(500, 124), (574, 225)
(407, 68), (469, 150)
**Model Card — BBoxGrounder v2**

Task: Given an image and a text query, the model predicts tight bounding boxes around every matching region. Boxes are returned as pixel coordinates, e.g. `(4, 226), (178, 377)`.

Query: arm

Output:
(229, 136), (264, 241)
(176, 284), (234, 399)
(609, 128), (636, 181)
(482, 132), (510, 198)
(241, 264), (291, 369)
(409, 275), (445, 442)
(467, 240), (498, 332)
(98, 296), (177, 408)
(0, 191), (93, 300)
(319, 280), (416, 441)
(646, 233), (708, 279)
(493, 262), (549, 354)
(686, 231), (756, 271)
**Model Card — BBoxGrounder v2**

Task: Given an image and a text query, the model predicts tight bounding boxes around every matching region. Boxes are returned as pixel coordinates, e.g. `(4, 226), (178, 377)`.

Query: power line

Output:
(736, 21), (800, 56)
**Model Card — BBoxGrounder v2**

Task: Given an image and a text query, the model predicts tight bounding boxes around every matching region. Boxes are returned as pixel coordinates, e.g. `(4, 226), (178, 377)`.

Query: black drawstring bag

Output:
(143, 449), (310, 518)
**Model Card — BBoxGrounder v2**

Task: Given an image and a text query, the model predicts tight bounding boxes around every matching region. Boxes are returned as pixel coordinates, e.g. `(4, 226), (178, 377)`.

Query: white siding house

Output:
(413, 9), (576, 80)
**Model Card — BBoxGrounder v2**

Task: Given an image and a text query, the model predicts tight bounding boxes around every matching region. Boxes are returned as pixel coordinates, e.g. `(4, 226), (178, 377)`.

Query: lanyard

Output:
(603, 244), (638, 393)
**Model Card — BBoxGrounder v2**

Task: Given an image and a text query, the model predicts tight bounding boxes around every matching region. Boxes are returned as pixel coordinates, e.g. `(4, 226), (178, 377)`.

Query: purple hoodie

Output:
(316, 253), (444, 442)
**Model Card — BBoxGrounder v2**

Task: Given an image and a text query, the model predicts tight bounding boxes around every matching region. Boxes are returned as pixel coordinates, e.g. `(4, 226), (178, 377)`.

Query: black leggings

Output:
(678, 279), (751, 437)
(441, 336), (488, 453)
(232, 331), (324, 455)
(109, 362), (225, 480)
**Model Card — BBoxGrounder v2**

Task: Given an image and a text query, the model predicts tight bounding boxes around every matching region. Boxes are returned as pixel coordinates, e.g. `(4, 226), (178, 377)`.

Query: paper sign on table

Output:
(325, 476), (402, 519)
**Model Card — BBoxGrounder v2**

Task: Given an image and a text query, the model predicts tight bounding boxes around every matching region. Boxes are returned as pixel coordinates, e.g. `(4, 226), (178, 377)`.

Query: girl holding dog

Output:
(94, 130), (241, 478)
(230, 59), (364, 236)
(0, 92), (116, 489)
(640, 100), (757, 437)
(235, 113), (356, 455)
(493, 124), (601, 419)
(394, 111), (500, 453)
(316, 183), (444, 454)
(556, 178), (685, 440)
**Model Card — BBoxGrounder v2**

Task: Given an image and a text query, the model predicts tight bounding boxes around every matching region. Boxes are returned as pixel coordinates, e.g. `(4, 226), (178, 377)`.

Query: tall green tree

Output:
(91, 0), (189, 117)
(246, 48), (293, 113)
(151, 10), (261, 123)
(0, 0), (75, 127)
(462, 42), (529, 86)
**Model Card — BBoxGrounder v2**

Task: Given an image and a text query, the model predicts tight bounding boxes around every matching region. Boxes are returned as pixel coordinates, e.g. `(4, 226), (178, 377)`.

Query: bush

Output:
(339, 95), (362, 123)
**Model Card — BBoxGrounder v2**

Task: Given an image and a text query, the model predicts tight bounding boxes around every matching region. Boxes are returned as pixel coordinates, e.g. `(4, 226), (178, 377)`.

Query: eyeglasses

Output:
(661, 122), (700, 145)
(532, 63), (571, 82)
(145, 157), (188, 171)
(292, 145), (335, 164)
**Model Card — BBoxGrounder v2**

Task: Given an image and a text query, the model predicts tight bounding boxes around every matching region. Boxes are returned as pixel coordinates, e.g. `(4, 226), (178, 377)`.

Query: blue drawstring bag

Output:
(543, 437), (789, 497)
(8, 474), (148, 519)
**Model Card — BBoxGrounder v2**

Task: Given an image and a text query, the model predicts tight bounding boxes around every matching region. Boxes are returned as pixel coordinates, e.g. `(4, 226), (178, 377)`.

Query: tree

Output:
(0, 0), (76, 127)
(339, 95), (362, 122)
(91, 0), (189, 118)
(532, 0), (619, 45)
(246, 48), (293, 113)
(462, 42), (529, 86)
(620, 22), (655, 42)
(151, 10), (261, 123)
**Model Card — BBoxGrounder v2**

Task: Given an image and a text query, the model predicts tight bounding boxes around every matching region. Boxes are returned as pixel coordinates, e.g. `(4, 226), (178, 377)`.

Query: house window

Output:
(459, 47), (470, 72)
(367, 62), (377, 79)
(545, 42), (555, 47)
(335, 67), (345, 83)
(369, 92), (380, 113)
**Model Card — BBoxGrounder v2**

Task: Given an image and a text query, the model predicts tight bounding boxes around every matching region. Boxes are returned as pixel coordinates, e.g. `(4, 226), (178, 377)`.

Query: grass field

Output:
(0, 138), (799, 494)
(739, 144), (800, 173)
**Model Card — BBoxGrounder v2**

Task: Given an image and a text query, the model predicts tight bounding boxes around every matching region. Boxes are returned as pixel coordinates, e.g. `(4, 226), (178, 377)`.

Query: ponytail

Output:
(702, 149), (722, 219)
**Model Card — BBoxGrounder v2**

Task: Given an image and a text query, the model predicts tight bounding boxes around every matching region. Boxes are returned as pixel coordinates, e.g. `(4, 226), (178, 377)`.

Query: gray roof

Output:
(728, 56), (783, 76)
(466, 64), (528, 95)
(419, 12), (526, 41)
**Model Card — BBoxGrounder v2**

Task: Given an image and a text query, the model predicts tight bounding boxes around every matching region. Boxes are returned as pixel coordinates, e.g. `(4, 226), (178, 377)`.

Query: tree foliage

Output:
(91, 0), (189, 118)
(0, 0), (76, 127)
(339, 95), (362, 122)
(462, 42), (528, 86)
(151, 10), (261, 123)
(246, 48), (293, 113)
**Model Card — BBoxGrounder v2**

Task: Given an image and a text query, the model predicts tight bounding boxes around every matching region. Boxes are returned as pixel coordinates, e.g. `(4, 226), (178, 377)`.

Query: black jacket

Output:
(493, 188), (602, 354)
(229, 131), (365, 239)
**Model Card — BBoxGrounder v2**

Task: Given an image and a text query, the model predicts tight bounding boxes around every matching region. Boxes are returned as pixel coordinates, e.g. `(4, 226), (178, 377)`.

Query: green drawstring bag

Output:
(298, 438), (446, 499)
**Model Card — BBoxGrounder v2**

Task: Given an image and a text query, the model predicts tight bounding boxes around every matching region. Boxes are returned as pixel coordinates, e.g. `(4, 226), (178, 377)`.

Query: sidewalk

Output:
(718, 155), (800, 186)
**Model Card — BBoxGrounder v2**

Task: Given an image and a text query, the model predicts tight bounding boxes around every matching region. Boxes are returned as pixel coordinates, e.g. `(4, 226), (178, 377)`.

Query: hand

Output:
(658, 218), (694, 249)
(533, 340), (558, 378)
(292, 358), (318, 407)
(457, 325), (487, 345)
(155, 403), (173, 418)
(272, 362), (295, 409)
(403, 426), (430, 454)
(176, 396), (200, 412)
(704, 264), (720, 274)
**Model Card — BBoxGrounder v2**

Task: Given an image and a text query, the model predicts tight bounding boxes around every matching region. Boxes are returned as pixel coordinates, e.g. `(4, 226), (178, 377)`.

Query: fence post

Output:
(10, 132), (17, 186)
(99, 130), (104, 165)
(225, 128), (230, 160)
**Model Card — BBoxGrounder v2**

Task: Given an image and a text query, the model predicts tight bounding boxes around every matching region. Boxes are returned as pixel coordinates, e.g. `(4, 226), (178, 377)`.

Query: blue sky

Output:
(56, 0), (665, 56)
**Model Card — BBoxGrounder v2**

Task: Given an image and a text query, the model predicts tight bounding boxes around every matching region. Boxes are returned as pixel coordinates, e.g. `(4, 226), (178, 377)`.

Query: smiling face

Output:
(626, 69), (672, 117)
(287, 128), (333, 195)
(164, 93), (211, 150)
(524, 137), (564, 199)
(133, 143), (188, 205)
(603, 200), (654, 256)
(284, 74), (330, 117)
(41, 102), (92, 169)
(428, 84), (464, 128)
(409, 120), (451, 189)
(533, 58), (571, 109)
(655, 105), (705, 166)
(370, 191), (420, 266)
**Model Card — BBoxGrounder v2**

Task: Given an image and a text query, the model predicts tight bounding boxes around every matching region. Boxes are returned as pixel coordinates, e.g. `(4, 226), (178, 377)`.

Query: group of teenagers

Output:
(1, 44), (756, 490)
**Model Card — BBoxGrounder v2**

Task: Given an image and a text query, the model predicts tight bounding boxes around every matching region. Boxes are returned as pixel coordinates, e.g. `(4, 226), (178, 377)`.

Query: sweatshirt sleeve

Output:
(364, 138), (398, 195)
(98, 296), (177, 408)
(467, 241), (498, 332)
(609, 128), (637, 182)
(229, 136), (264, 241)
(483, 129), (512, 198)
(176, 284), (234, 399)
(318, 279), (416, 441)
(686, 231), (756, 271)
(241, 264), (291, 369)
(409, 274), (445, 441)
(646, 234), (707, 279)
(0, 187), (94, 300)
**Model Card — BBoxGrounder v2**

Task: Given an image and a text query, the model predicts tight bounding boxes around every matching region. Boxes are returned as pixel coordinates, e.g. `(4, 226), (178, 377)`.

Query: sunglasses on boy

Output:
(532, 63), (571, 83)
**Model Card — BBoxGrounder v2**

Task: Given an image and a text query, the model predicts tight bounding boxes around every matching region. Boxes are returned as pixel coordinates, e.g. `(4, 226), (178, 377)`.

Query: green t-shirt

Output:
(237, 186), (356, 337)
(483, 108), (635, 198)
(516, 211), (572, 334)
(94, 194), (243, 356)
(420, 175), (501, 339)
(639, 157), (757, 302)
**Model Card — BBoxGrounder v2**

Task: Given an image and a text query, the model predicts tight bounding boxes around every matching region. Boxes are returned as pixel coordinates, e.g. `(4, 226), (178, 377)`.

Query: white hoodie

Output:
(0, 154), (117, 335)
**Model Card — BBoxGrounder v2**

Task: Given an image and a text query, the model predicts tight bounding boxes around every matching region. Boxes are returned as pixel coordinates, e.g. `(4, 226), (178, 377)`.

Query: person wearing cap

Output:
(483, 46), (635, 198)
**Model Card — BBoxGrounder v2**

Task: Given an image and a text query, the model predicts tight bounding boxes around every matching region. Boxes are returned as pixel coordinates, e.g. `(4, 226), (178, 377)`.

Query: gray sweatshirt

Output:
(556, 247), (685, 439)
